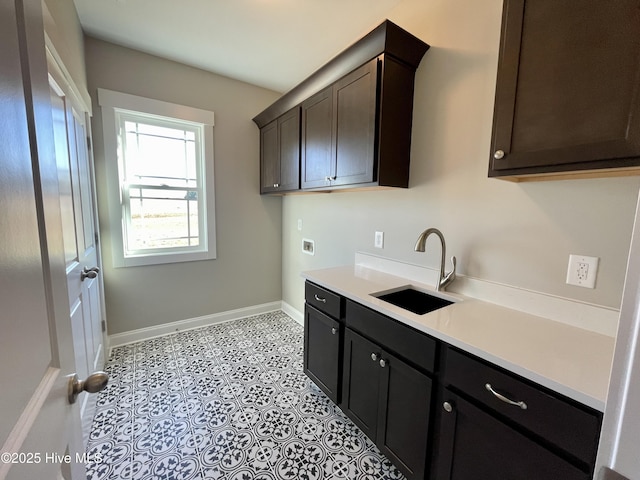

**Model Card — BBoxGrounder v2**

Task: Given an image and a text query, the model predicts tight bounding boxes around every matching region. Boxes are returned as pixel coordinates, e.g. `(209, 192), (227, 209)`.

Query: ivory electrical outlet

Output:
(566, 254), (599, 288)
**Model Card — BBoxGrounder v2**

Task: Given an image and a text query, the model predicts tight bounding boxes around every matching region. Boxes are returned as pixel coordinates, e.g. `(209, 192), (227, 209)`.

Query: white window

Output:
(98, 89), (216, 267)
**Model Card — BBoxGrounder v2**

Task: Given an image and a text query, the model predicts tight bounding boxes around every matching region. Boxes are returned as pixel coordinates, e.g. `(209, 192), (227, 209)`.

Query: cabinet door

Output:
(303, 305), (342, 403)
(378, 350), (432, 480)
(277, 107), (300, 191)
(489, 0), (640, 177)
(301, 86), (334, 188)
(342, 328), (382, 441)
(260, 119), (279, 193)
(333, 58), (379, 186)
(434, 390), (589, 480)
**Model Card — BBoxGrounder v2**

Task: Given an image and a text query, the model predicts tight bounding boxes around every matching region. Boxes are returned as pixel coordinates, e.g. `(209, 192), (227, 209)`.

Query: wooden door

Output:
(489, 0), (640, 177)
(49, 75), (105, 442)
(341, 329), (381, 441)
(301, 86), (334, 188)
(378, 351), (432, 480)
(434, 390), (588, 480)
(303, 305), (341, 403)
(0, 0), (85, 478)
(333, 58), (378, 186)
(277, 107), (300, 192)
(260, 119), (278, 193)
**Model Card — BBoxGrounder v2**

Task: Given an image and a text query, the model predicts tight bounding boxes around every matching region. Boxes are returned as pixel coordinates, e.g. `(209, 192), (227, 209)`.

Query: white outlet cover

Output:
(566, 254), (599, 288)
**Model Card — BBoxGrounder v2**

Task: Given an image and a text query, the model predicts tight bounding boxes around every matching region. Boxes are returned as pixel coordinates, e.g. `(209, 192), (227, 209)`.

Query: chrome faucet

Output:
(414, 228), (456, 291)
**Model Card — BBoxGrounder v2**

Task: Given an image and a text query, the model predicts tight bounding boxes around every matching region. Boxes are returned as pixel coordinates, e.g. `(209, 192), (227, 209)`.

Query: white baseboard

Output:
(109, 301), (283, 349)
(281, 301), (304, 326)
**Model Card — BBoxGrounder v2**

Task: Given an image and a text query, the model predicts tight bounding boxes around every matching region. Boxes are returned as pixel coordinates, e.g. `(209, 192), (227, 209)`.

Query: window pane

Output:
(127, 192), (199, 251)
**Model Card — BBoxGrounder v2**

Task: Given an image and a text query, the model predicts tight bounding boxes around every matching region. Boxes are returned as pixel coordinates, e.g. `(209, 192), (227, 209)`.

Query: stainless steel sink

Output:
(373, 287), (454, 315)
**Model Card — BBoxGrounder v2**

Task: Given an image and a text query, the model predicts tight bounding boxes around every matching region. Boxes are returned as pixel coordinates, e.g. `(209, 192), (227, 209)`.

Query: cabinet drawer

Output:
(305, 282), (343, 319)
(443, 348), (601, 466)
(346, 300), (436, 373)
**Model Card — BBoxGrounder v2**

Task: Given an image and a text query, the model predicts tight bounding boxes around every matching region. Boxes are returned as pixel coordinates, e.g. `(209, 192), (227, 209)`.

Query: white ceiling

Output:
(73, 0), (402, 93)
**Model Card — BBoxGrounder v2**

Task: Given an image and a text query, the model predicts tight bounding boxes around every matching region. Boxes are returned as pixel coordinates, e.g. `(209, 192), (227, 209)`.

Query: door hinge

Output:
(101, 320), (106, 333)
(87, 136), (92, 152)
(95, 232), (99, 245)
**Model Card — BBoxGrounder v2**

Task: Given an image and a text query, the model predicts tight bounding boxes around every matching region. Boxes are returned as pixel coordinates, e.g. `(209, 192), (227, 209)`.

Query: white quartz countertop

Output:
(302, 265), (616, 412)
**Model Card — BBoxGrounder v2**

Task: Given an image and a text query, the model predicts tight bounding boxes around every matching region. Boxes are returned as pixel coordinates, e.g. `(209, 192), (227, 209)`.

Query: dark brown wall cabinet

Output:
(254, 20), (429, 193)
(489, 0), (640, 181)
(260, 107), (300, 193)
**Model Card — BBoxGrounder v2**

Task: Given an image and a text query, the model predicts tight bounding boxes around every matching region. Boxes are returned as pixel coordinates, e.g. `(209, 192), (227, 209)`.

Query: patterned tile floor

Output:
(86, 311), (405, 480)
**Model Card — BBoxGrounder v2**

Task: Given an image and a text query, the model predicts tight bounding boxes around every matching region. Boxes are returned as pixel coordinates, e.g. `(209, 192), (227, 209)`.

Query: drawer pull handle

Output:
(314, 294), (326, 303)
(485, 383), (527, 410)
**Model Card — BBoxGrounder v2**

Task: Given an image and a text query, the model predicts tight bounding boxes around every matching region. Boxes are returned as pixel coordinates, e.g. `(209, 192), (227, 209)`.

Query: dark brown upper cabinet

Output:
(260, 107), (300, 194)
(254, 20), (429, 193)
(489, 0), (640, 181)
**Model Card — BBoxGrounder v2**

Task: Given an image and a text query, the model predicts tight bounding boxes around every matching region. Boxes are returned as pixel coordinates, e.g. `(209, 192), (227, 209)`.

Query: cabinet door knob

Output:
(273, 183), (279, 188)
(379, 358), (387, 368)
(493, 149), (505, 160)
(443, 401), (453, 413)
(371, 353), (379, 362)
(331, 327), (337, 335)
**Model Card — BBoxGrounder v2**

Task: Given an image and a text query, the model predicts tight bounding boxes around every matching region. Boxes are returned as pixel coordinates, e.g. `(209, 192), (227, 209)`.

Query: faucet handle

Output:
(441, 256), (457, 290)
(450, 256), (457, 273)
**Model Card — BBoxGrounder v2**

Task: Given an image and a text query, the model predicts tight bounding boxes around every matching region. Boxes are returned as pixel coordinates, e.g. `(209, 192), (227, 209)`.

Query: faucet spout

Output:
(414, 228), (456, 291)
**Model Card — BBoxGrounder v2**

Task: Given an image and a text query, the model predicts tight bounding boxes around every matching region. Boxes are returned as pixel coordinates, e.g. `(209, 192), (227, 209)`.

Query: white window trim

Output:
(98, 88), (216, 267)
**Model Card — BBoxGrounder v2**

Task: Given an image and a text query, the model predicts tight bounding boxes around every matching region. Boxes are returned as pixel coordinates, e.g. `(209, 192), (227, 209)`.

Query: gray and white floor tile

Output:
(86, 311), (405, 480)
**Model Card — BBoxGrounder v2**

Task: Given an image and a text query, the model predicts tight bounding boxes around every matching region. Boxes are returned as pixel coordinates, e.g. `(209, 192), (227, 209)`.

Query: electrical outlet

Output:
(374, 231), (384, 249)
(566, 254), (599, 288)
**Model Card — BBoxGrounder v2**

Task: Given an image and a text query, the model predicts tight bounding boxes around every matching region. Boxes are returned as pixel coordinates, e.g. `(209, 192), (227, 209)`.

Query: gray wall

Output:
(85, 37), (282, 335)
(282, 0), (640, 316)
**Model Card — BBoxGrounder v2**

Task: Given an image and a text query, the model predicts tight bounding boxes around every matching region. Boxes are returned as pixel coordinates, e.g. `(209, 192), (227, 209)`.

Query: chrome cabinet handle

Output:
(485, 383), (527, 410)
(443, 401), (453, 413)
(313, 294), (326, 303)
(379, 358), (387, 368)
(371, 353), (378, 362)
(331, 327), (337, 335)
(494, 150), (505, 160)
(80, 266), (100, 281)
(273, 183), (279, 188)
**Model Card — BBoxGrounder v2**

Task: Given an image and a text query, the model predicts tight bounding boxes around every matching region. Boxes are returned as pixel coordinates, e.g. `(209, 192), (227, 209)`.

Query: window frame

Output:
(98, 89), (216, 267)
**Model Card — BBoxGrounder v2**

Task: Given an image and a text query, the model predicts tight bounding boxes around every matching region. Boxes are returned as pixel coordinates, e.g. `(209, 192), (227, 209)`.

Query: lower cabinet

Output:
(303, 304), (342, 404)
(342, 328), (432, 480)
(434, 390), (589, 480)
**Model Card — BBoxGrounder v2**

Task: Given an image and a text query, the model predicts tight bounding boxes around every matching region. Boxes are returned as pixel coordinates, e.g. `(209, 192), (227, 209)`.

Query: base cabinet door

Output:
(434, 390), (589, 480)
(343, 328), (432, 480)
(303, 305), (341, 403)
(341, 328), (382, 440)
(378, 350), (432, 480)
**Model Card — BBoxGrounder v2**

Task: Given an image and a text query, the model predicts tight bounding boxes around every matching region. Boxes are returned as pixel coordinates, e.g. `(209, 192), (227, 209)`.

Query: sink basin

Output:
(374, 287), (453, 315)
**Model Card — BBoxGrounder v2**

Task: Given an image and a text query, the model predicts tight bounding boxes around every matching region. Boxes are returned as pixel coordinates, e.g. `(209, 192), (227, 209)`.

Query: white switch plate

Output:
(566, 254), (599, 288)
(297, 219), (303, 231)
(374, 231), (384, 249)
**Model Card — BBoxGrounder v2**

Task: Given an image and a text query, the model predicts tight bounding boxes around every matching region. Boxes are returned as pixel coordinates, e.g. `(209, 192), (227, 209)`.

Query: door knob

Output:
(67, 371), (109, 404)
(80, 266), (100, 281)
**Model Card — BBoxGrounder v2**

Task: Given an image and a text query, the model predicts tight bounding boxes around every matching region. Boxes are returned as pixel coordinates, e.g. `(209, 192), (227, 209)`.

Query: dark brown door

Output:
(341, 328), (382, 441)
(301, 86), (333, 188)
(378, 351), (432, 480)
(434, 390), (589, 480)
(333, 58), (379, 186)
(490, 0), (640, 176)
(303, 305), (341, 403)
(260, 119), (278, 192)
(277, 107), (300, 191)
